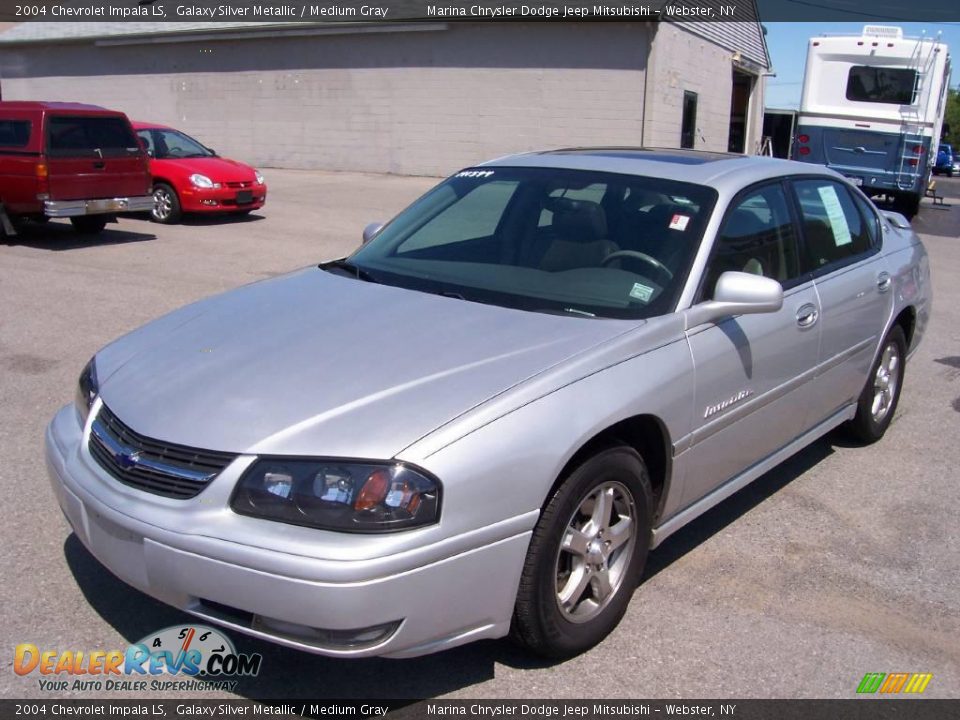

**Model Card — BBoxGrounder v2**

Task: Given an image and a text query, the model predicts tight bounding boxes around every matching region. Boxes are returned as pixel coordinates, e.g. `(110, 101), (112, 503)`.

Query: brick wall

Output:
(0, 23), (651, 176)
(644, 22), (764, 154)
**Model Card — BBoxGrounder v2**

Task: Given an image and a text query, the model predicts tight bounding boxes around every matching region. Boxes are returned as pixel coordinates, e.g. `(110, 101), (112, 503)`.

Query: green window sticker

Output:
(629, 282), (654, 302)
(817, 185), (853, 247)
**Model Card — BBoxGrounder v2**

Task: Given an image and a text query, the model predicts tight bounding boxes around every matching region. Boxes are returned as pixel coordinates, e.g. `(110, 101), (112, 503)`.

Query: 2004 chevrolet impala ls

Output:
(46, 149), (930, 659)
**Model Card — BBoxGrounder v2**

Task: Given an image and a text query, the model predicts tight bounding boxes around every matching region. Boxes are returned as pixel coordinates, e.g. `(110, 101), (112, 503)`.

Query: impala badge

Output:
(704, 389), (753, 419)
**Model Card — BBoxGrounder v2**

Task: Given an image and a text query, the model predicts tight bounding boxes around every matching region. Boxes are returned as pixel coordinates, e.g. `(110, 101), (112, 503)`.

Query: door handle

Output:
(93, 161), (105, 170)
(877, 272), (892, 293)
(796, 303), (819, 329)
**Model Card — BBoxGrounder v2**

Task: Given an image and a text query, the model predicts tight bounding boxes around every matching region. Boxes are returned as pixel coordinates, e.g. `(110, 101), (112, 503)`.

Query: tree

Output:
(943, 87), (960, 143)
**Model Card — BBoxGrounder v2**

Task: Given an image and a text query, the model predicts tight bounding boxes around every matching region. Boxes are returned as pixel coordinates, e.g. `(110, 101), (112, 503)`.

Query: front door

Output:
(682, 181), (821, 507)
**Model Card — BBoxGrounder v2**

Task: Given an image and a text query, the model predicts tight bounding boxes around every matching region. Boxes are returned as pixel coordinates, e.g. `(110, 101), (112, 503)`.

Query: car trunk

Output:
(44, 114), (148, 200)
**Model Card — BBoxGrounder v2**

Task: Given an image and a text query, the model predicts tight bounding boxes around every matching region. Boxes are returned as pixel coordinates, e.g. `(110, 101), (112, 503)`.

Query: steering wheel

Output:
(601, 250), (674, 282)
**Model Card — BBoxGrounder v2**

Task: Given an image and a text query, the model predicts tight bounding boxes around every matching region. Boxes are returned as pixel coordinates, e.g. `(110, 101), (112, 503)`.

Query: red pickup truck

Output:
(0, 102), (154, 235)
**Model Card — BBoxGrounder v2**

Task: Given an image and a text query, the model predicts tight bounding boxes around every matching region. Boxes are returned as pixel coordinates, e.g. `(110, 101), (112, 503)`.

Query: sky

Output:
(763, 22), (960, 110)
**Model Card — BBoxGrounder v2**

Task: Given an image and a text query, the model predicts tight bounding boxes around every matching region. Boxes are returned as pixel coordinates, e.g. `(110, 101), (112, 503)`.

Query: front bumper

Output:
(44, 196), (156, 218)
(45, 403), (530, 658)
(179, 185), (267, 213)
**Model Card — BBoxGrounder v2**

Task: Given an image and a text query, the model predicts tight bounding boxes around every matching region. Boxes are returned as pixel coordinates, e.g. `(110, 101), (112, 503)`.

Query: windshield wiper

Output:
(321, 259), (381, 284)
(533, 307), (597, 318)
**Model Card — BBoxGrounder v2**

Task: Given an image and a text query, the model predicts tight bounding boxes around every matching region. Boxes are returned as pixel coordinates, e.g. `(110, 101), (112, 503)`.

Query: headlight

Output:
(74, 358), (98, 426)
(189, 173), (220, 189)
(231, 460), (441, 533)
(254, 170), (265, 185)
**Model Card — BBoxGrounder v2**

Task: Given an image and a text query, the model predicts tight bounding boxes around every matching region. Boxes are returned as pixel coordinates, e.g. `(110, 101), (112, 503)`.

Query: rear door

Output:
(44, 113), (147, 200)
(790, 177), (892, 425)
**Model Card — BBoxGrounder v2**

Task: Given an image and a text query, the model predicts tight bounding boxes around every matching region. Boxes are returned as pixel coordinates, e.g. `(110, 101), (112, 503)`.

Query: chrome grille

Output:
(88, 404), (236, 499)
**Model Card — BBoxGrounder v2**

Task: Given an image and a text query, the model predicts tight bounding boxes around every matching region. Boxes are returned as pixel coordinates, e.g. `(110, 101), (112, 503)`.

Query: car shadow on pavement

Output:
(181, 212), (265, 227)
(124, 211), (266, 227)
(63, 433), (842, 700)
(642, 433), (836, 583)
(1, 221), (156, 249)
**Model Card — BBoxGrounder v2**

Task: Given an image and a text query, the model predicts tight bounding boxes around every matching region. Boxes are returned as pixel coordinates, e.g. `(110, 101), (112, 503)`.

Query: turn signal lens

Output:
(799, 146), (811, 156)
(797, 134), (810, 144)
(354, 469), (390, 511)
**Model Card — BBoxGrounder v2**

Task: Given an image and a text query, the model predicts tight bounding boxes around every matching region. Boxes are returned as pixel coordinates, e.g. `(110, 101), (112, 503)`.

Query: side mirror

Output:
(362, 222), (383, 244)
(683, 271), (783, 330)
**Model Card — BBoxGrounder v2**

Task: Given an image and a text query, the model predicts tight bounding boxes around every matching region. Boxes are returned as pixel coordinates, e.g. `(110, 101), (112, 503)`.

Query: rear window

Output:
(0, 120), (31, 148)
(46, 116), (139, 157)
(846, 67), (917, 104)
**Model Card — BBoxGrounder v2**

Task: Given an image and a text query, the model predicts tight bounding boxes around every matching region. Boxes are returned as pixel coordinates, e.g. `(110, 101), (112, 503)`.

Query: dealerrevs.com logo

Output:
(14, 625), (262, 693)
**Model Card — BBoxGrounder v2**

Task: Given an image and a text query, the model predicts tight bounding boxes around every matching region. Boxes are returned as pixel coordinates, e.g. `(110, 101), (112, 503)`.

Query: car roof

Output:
(131, 121), (175, 130)
(480, 147), (843, 188)
(0, 101), (121, 115)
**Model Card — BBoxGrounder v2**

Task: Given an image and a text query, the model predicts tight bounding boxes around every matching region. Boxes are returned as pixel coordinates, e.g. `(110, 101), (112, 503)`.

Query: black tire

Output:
(70, 216), (108, 234)
(845, 325), (907, 444)
(151, 183), (182, 224)
(511, 446), (653, 659)
(896, 193), (921, 218)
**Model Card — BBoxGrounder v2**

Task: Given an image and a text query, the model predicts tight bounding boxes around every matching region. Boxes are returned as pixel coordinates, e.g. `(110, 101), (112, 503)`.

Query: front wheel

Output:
(70, 216), (107, 234)
(511, 446), (652, 658)
(151, 183), (182, 224)
(845, 325), (907, 444)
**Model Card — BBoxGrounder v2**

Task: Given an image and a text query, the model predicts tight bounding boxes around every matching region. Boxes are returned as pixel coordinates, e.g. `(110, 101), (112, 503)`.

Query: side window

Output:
(702, 183), (800, 299)
(136, 130), (155, 156)
(0, 120), (31, 148)
(849, 190), (880, 249)
(396, 180), (518, 253)
(793, 179), (872, 271)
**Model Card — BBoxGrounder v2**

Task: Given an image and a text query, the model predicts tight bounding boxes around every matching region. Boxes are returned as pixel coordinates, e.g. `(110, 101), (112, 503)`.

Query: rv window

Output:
(846, 67), (917, 105)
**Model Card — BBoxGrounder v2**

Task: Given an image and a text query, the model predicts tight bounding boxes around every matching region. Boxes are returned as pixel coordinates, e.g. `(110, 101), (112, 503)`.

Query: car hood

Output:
(95, 268), (633, 459)
(152, 156), (256, 182)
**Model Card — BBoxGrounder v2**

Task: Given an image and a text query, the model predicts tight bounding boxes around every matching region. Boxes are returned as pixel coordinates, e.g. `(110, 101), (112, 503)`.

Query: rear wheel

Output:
(70, 216), (107, 234)
(896, 193), (921, 218)
(511, 446), (652, 658)
(151, 183), (181, 224)
(845, 325), (906, 444)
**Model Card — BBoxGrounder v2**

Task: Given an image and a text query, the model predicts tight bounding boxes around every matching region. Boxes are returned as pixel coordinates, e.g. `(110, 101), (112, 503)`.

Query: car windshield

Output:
(345, 167), (717, 319)
(149, 129), (214, 159)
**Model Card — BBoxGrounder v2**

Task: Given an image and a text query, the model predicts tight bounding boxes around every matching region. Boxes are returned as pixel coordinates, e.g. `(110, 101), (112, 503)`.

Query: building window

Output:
(681, 91), (698, 149)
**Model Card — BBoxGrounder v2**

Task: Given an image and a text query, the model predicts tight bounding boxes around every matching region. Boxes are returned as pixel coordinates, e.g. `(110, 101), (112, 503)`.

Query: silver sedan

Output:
(46, 149), (930, 659)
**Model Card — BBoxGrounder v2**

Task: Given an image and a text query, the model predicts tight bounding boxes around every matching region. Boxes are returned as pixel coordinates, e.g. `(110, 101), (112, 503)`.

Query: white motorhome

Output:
(792, 26), (951, 216)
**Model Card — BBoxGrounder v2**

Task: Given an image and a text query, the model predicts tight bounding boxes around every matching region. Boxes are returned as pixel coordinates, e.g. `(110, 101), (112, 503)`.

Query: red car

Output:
(133, 122), (266, 223)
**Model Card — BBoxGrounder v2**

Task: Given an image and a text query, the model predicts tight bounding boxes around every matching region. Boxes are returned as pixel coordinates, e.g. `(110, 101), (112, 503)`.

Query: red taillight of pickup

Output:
(35, 162), (50, 199)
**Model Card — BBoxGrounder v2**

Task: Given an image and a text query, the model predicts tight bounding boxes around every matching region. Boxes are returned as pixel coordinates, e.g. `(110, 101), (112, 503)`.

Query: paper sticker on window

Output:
(629, 282), (654, 302)
(669, 214), (690, 231)
(816, 185), (853, 246)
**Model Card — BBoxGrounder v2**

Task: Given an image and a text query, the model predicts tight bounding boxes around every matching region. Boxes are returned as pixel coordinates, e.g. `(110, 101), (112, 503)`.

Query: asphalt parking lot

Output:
(2, 169), (958, 701)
